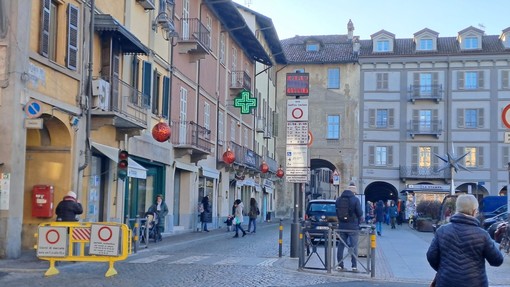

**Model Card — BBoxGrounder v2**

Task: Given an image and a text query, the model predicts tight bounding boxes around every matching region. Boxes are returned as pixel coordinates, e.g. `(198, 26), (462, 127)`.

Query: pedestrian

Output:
(233, 199), (246, 238)
(384, 201), (390, 225)
(335, 187), (363, 272)
(224, 215), (234, 232)
(374, 200), (385, 236)
(199, 195), (211, 232)
(147, 194), (169, 241)
(426, 194), (503, 287)
(396, 199), (403, 225)
(247, 198), (259, 233)
(389, 201), (398, 229)
(56, 191), (83, 221)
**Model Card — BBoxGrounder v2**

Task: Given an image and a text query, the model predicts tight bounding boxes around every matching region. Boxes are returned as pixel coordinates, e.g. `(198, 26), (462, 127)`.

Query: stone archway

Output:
(456, 182), (489, 200)
(364, 181), (398, 203)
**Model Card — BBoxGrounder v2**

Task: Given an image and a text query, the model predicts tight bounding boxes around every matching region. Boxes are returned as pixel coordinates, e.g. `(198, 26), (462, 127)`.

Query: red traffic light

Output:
(119, 150), (129, 160)
(118, 150), (129, 180)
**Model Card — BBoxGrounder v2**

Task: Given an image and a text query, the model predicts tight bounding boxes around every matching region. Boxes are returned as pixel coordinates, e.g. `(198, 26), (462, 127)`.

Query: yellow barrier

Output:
(34, 221), (132, 277)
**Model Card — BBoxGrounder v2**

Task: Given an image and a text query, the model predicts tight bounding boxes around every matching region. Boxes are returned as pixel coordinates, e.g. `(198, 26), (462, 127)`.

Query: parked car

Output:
(480, 204), (507, 221)
(482, 212), (508, 230)
(304, 199), (338, 242)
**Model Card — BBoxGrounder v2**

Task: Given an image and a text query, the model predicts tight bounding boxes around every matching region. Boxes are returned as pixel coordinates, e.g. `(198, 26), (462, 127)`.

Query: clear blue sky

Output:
(233, 0), (509, 40)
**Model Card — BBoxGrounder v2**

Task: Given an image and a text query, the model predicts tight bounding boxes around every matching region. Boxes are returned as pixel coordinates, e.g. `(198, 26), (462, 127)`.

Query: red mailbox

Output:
(32, 185), (54, 218)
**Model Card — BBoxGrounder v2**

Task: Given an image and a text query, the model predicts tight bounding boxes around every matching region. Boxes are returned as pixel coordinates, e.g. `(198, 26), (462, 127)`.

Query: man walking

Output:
(335, 185), (363, 272)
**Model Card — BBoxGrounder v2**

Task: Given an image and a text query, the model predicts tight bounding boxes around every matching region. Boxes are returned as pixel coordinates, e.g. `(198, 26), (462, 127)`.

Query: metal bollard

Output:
(370, 225), (376, 278)
(134, 216), (140, 253)
(326, 225), (332, 273)
(278, 219), (283, 257)
(298, 224), (303, 269)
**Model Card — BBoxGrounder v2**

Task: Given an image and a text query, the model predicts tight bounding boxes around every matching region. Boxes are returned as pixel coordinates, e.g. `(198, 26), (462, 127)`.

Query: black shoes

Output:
(233, 234), (239, 238)
(242, 232), (246, 237)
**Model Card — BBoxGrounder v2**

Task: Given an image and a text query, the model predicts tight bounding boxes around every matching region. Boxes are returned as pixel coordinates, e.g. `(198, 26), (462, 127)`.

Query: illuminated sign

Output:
(286, 73), (309, 96)
(233, 90), (257, 114)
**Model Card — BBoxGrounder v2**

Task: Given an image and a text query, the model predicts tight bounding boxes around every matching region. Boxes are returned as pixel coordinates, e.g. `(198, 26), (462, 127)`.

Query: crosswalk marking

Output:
(171, 255), (209, 264)
(213, 257), (242, 265)
(128, 255), (170, 264)
(257, 258), (278, 266)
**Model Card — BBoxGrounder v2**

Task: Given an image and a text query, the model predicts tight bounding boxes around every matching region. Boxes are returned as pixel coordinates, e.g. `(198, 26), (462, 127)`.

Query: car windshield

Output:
(308, 203), (336, 215)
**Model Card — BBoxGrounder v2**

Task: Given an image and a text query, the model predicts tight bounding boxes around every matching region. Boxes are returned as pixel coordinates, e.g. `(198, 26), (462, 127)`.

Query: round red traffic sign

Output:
(291, 108), (304, 119)
(97, 226), (113, 242)
(45, 229), (60, 244)
(503, 104), (510, 129)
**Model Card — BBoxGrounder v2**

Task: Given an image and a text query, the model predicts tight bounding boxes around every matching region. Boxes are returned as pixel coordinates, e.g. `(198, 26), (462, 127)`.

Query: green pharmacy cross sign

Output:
(234, 90), (257, 114)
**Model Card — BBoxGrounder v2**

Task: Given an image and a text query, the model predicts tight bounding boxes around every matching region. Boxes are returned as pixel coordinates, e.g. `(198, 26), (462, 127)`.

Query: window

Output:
(179, 87), (188, 144)
(142, 61), (153, 107)
(412, 146), (439, 175)
(420, 73), (432, 95)
(369, 146), (393, 166)
(458, 71), (484, 90)
(419, 146), (432, 169)
(419, 38), (433, 50)
(306, 43), (319, 52)
(376, 109), (388, 128)
(204, 102), (210, 131)
(376, 73), (388, 90)
(206, 15), (212, 48)
(457, 108), (483, 128)
(419, 110), (432, 132)
(218, 111), (224, 144)
(327, 115), (340, 139)
(152, 71), (161, 115)
(162, 76), (170, 118)
(40, 1), (79, 68)
(230, 119), (236, 142)
(369, 108), (394, 128)
(463, 147), (479, 167)
(327, 68), (340, 89)
(465, 36), (478, 49)
(219, 33), (225, 64)
(244, 127), (248, 147)
(376, 39), (389, 52)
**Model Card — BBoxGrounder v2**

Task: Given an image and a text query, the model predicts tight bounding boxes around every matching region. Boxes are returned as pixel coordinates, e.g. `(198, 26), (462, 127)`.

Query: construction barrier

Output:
(34, 221), (132, 277)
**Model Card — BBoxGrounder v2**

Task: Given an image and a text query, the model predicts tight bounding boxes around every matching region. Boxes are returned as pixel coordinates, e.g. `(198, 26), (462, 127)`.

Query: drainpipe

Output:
(78, 0), (94, 173)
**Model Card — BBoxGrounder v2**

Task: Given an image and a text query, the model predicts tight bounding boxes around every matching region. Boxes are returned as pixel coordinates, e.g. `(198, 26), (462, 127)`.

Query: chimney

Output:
(353, 36), (360, 56)
(347, 19), (354, 41)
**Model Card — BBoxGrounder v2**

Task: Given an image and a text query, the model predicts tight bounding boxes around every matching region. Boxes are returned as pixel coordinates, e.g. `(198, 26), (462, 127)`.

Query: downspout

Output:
(78, 0), (94, 173)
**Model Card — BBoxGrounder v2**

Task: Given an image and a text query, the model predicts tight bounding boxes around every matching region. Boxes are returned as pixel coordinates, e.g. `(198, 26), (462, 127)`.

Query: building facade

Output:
(0, 0), (284, 258)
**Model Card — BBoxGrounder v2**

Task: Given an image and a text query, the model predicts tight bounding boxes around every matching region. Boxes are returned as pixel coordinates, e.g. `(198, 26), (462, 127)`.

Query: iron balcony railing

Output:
(230, 71), (251, 91)
(91, 76), (148, 128)
(179, 18), (211, 51)
(399, 166), (452, 180)
(220, 141), (268, 173)
(408, 120), (442, 138)
(408, 84), (443, 102)
(170, 120), (212, 153)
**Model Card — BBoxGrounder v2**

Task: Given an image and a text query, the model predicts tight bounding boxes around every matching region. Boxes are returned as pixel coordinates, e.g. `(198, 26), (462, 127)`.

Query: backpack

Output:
(336, 196), (352, 223)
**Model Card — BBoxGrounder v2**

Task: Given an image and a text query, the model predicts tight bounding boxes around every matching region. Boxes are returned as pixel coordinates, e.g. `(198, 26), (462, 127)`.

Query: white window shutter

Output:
(66, 4), (79, 70)
(40, 0), (50, 57)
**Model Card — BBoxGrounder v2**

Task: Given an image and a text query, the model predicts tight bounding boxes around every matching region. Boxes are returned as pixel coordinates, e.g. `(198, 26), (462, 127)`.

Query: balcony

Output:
(230, 71), (251, 92)
(171, 120), (212, 162)
(408, 120), (442, 138)
(218, 141), (264, 175)
(177, 18), (211, 59)
(408, 84), (443, 103)
(399, 166), (452, 182)
(90, 76), (148, 133)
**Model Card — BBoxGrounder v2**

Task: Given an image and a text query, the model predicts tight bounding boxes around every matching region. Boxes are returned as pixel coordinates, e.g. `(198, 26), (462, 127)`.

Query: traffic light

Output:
(118, 150), (129, 180)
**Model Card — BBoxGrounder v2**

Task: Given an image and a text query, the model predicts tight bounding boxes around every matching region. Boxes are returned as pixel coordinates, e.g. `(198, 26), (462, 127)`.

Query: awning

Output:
(174, 161), (198, 173)
(91, 142), (147, 179)
(255, 184), (262, 192)
(264, 187), (273, 194)
(94, 14), (150, 55)
(199, 165), (220, 179)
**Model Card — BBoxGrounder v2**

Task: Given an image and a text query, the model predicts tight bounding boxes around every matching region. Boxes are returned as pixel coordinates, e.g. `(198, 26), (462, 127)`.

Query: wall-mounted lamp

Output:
(152, 0), (178, 41)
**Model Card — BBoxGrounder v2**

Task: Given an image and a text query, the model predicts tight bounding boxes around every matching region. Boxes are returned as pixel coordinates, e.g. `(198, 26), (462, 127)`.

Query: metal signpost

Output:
(285, 73), (310, 258)
(502, 104), (510, 217)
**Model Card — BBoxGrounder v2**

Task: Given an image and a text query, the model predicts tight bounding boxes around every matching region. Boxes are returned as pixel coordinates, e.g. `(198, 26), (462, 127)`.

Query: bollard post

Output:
(278, 219), (283, 257)
(134, 216), (140, 253)
(326, 224), (332, 273)
(298, 224), (303, 269)
(370, 225), (376, 278)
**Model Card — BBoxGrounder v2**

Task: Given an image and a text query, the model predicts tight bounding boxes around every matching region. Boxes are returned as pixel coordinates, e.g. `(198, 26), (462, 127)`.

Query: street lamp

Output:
(152, 0), (178, 41)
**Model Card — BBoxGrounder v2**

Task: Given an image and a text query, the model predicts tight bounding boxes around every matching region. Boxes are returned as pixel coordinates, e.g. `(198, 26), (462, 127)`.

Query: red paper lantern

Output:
(152, 121), (171, 142)
(223, 148), (235, 164)
(260, 161), (269, 173)
(276, 166), (284, 178)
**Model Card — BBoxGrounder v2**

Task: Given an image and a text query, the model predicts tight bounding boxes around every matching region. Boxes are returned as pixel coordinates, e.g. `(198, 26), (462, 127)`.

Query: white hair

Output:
(455, 194), (478, 215)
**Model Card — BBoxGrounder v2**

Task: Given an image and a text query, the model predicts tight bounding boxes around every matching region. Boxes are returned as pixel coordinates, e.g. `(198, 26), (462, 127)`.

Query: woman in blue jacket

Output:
(426, 194), (503, 287)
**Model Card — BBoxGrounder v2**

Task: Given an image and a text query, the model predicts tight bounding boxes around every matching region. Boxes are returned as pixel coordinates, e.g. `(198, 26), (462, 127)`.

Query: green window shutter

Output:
(162, 76), (170, 118)
(40, 0), (50, 57)
(478, 108), (484, 128)
(66, 4), (79, 70)
(369, 109), (375, 127)
(142, 61), (152, 107)
(478, 71), (484, 88)
(457, 108), (464, 128)
(368, 146), (374, 166)
(458, 72), (465, 90)
(388, 109), (394, 128)
(387, 146), (393, 166)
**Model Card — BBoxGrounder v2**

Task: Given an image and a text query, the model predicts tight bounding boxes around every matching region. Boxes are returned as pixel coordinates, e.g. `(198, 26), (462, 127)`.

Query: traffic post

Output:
(118, 150), (129, 180)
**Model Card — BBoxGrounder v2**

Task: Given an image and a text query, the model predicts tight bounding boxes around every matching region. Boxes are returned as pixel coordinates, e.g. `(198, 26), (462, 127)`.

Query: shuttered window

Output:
(142, 61), (152, 108)
(502, 70), (509, 89)
(66, 4), (79, 70)
(40, 0), (58, 61)
(162, 76), (170, 118)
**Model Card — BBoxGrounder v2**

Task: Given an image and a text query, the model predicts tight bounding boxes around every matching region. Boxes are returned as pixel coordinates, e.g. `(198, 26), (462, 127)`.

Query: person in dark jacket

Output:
(426, 194), (503, 287)
(56, 191), (83, 221)
(374, 200), (385, 236)
(247, 198), (259, 233)
(335, 186), (363, 271)
(388, 201), (398, 229)
(199, 195), (211, 232)
(147, 194), (169, 241)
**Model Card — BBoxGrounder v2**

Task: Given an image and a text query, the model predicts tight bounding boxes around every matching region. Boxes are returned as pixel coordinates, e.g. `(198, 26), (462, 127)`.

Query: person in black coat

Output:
(335, 186), (363, 271)
(200, 196), (211, 232)
(426, 194), (503, 287)
(56, 191), (83, 221)
(147, 194), (169, 241)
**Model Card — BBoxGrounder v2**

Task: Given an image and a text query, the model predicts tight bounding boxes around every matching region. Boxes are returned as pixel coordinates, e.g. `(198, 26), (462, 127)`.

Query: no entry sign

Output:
(287, 99), (309, 121)
(37, 226), (68, 257)
(89, 224), (120, 256)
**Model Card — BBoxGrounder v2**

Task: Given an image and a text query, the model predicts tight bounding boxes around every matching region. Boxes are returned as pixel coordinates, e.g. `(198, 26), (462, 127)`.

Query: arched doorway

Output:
(364, 181), (398, 203)
(456, 182), (489, 201)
